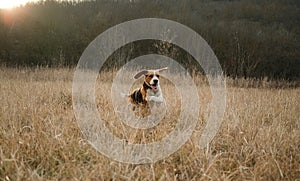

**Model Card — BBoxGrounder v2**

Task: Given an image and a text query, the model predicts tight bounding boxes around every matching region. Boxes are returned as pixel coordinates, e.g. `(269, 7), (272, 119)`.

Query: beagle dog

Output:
(128, 67), (168, 116)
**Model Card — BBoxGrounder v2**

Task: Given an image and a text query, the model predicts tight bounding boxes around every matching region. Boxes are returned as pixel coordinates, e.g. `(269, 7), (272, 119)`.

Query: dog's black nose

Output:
(153, 79), (158, 84)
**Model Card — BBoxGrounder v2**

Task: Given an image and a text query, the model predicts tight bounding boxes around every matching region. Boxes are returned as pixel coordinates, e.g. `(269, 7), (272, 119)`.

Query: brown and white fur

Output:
(128, 67), (167, 116)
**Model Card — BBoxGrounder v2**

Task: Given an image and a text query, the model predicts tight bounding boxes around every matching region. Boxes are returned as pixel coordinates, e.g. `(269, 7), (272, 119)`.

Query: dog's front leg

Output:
(146, 95), (164, 103)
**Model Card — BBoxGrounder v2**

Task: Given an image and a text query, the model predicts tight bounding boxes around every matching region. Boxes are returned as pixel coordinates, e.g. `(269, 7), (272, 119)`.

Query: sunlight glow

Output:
(0, 0), (39, 9)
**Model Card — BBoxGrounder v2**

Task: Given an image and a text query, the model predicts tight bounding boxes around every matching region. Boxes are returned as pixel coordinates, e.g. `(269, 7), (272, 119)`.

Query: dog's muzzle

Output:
(150, 79), (159, 90)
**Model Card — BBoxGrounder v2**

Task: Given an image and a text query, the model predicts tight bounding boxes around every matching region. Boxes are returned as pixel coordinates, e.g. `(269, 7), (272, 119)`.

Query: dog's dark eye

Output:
(156, 75), (160, 78)
(149, 75), (153, 78)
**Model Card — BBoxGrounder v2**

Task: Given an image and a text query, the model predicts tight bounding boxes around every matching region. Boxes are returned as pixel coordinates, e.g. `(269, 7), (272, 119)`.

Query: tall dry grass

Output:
(0, 67), (299, 180)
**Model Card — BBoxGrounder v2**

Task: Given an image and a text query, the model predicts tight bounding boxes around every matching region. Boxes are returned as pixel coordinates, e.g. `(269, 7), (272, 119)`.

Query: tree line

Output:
(0, 0), (299, 80)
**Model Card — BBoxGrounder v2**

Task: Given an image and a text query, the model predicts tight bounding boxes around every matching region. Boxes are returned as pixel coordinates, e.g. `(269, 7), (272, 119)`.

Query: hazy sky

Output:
(0, 0), (37, 9)
(0, 0), (89, 9)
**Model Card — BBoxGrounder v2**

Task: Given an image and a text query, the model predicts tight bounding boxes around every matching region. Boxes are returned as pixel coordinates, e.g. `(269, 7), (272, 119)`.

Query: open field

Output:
(0, 67), (299, 180)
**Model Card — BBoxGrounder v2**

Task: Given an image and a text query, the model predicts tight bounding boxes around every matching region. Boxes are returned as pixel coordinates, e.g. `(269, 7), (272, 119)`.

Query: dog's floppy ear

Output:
(157, 67), (168, 72)
(134, 70), (148, 79)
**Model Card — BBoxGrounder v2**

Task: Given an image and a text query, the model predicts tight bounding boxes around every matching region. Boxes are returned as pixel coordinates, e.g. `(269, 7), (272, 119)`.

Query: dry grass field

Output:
(0, 67), (299, 180)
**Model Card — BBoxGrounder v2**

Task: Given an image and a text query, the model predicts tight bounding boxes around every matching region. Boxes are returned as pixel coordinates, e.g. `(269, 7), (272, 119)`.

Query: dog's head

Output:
(134, 67), (168, 91)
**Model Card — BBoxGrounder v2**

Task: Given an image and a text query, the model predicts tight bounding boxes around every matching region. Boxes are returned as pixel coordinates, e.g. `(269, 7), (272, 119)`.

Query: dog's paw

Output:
(146, 96), (151, 101)
(146, 96), (152, 101)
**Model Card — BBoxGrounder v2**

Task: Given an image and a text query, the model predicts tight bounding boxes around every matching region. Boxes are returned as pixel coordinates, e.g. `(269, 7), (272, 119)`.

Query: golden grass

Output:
(0, 67), (299, 180)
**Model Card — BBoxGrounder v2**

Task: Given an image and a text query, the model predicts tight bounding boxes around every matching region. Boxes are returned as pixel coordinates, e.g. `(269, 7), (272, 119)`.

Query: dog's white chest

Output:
(146, 87), (164, 103)
(147, 88), (161, 96)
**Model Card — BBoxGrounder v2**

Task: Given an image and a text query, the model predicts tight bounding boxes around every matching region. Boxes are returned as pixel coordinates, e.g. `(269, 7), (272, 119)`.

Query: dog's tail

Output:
(120, 92), (130, 98)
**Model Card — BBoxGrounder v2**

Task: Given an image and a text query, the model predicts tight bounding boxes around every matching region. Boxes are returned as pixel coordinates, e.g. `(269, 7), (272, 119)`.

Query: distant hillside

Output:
(0, 0), (299, 80)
